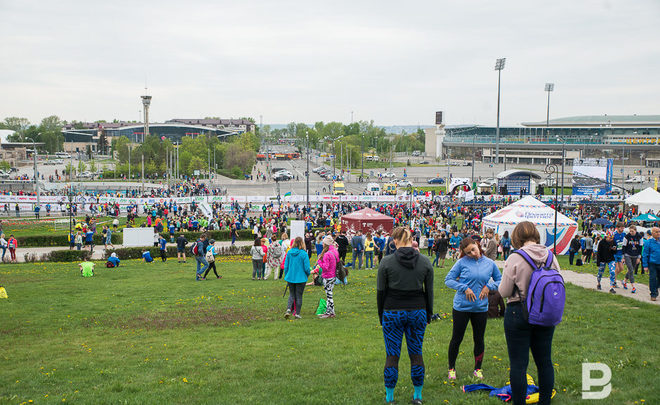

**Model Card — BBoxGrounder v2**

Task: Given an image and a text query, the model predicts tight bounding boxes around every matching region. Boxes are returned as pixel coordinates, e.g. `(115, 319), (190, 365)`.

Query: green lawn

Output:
(0, 257), (657, 404)
(0, 216), (145, 238)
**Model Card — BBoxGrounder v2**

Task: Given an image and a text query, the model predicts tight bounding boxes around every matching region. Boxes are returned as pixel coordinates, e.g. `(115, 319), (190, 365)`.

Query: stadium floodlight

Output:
(545, 83), (555, 128)
(494, 58), (506, 163)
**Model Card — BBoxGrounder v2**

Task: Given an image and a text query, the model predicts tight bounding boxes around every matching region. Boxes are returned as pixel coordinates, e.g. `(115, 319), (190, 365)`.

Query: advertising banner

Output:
(572, 158), (613, 196)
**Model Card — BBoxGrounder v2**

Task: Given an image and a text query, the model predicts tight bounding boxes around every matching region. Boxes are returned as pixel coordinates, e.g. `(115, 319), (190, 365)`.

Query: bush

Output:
(47, 250), (93, 262)
(103, 245), (251, 260)
(17, 233), (122, 248)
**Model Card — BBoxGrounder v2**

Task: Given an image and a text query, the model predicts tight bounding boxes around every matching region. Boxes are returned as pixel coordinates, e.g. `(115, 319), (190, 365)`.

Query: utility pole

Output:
(33, 139), (39, 210)
(494, 58), (506, 163)
(306, 131), (310, 209)
(361, 135), (364, 181)
(141, 154), (144, 196)
(128, 145), (131, 182)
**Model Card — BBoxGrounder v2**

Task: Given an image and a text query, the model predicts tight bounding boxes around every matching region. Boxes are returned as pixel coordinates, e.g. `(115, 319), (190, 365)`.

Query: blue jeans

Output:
(365, 251), (374, 268)
(432, 251), (440, 267)
(504, 303), (555, 405)
(649, 263), (660, 299)
(196, 256), (208, 279)
(352, 250), (363, 269)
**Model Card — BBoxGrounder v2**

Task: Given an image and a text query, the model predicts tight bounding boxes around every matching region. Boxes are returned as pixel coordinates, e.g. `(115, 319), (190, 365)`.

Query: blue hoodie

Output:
(445, 255), (502, 312)
(284, 248), (311, 284)
(642, 237), (660, 268)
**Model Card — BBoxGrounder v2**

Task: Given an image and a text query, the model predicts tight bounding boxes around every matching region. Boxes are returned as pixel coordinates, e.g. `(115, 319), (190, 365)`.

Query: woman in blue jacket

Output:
(284, 237), (311, 319)
(444, 236), (501, 380)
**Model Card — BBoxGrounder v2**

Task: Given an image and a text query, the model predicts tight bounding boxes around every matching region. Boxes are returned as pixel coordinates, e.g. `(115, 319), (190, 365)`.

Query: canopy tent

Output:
(482, 196), (578, 255)
(631, 213), (660, 222)
(625, 188), (660, 214)
(340, 208), (394, 235)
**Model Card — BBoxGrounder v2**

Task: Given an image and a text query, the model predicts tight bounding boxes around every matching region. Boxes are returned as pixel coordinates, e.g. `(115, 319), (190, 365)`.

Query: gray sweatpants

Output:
(624, 255), (639, 283)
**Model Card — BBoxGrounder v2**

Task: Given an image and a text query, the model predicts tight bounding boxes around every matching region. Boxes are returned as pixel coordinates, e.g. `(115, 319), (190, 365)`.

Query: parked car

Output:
(397, 180), (413, 187)
(419, 161), (430, 164)
(9, 167), (18, 173)
(427, 177), (445, 184)
(379, 171), (396, 178)
(412, 151), (421, 157)
(273, 173), (293, 181)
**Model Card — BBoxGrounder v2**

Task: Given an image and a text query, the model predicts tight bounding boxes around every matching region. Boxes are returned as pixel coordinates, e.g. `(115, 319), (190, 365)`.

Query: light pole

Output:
(471, 134), (475, 185)
(306, 131), (310, 209)
(545, 164), (559, 253)
(32, 138), (40, 210)
(545, 83), (554, 133)
(557, 136), (566, 204)
(495, 57), (506, 164)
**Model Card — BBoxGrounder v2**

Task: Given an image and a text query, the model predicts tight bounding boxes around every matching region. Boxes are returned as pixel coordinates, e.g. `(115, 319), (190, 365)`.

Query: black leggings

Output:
(204, 261), (219, 278)
(448, 309), (488, 370)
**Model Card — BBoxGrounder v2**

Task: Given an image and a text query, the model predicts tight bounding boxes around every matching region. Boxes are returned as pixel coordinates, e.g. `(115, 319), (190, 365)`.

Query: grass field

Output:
(0, 216), (144, 238)
(1, 255), (657, 404)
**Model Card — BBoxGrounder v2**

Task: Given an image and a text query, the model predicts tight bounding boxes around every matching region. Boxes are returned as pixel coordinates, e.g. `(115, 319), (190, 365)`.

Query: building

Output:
(439, 114), (660, 167)
(62, 118), (253, 154)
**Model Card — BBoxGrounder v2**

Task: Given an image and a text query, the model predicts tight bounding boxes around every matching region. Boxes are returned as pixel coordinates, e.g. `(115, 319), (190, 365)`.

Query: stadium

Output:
(426, 114), (660, 167)
(61, 118), (256, 154)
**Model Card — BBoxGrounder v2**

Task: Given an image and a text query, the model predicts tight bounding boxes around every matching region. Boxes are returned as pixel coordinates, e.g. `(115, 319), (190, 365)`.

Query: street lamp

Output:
(545, 164), (559, 253)
(306, 131), (310, 209)
(557, 136), (566, 204)
(32, 138), (40, 210)
(495, 57), (506, 164)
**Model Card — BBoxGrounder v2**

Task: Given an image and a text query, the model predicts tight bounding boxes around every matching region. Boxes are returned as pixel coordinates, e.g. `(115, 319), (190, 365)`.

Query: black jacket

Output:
(376, 247), (434, 324)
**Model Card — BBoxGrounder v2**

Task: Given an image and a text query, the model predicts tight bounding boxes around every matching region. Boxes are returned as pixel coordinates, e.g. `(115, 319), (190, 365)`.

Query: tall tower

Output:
(141, 92), (152, 142)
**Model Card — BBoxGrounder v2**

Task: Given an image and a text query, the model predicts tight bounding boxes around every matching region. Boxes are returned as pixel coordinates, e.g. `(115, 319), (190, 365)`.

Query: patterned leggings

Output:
(382, 309), (427, 389)
(597, 261), (616, 287)
(323, 277), (336, 315)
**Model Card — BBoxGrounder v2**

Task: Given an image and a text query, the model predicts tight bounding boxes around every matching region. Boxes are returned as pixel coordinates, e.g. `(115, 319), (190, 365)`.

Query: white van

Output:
(366, 182), (381, 194)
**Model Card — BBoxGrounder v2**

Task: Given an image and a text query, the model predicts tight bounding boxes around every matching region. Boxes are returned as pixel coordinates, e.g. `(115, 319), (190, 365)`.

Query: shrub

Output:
(47, 250), (93, 262)
(104, 245), (251, 260)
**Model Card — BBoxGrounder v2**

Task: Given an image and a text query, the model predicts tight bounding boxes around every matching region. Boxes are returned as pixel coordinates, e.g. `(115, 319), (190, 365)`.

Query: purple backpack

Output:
(513, 250), (565, 327)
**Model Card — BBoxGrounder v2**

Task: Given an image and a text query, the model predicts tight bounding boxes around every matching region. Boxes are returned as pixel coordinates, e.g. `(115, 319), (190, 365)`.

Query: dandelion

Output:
(182, 377), (189, 383)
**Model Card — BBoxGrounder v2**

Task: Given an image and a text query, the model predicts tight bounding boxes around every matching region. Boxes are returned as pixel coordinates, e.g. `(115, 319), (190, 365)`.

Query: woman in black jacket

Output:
(377, 227), (434, 405)
(569, 235), (582, 265)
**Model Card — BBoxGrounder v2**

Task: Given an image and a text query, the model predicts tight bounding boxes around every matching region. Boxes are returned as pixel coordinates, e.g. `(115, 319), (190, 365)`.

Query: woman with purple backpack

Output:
(499, 221), (562, 405)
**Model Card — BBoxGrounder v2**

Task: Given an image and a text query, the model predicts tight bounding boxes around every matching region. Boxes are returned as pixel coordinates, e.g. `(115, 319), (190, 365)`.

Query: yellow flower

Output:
(182, 377), (188, 383)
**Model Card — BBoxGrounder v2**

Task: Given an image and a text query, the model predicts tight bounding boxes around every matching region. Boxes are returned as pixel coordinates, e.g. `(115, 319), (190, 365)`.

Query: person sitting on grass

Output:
(79, 261), (95, 277)
(106, 252), (120, 268)
(142, 250), (154, 263)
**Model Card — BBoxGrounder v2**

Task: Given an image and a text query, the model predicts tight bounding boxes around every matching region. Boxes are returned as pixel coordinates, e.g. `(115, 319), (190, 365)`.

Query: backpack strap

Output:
(512, 249), (540, 272)
(544, 250), (554, 268)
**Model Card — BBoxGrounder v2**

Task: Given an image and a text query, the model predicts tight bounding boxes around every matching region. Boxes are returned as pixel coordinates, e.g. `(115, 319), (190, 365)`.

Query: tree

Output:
(89, 160), (97, 173)
(77, 160), (86, 174)
(3, 117), (30, 132)
(97, 131), (108, 155)
(0, 161), (10, 172)
(40, 115), (62, 132)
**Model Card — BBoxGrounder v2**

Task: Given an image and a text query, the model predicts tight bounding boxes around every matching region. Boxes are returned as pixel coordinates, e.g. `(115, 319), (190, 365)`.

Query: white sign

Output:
(290, 220), (305, 241)
(123, 228), (156, 247)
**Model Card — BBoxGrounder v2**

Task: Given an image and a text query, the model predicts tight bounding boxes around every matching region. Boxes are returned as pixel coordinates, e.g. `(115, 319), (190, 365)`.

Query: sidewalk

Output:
(12, 240), (253, 263)
(495, 260), (659, 306)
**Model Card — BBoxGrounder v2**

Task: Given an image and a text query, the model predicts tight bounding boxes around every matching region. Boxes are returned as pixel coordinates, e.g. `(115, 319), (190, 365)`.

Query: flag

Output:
(284, 192), (292, 197)
(655, 177), (658, 191)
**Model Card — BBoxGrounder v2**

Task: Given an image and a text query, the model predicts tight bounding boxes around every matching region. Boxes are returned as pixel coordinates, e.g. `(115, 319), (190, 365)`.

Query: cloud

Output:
(0, 0), (659, 126)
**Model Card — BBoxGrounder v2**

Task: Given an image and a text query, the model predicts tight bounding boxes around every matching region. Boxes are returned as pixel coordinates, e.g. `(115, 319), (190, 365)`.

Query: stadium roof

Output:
(522, 115), (660, 127)
(496, 169), (543, 180)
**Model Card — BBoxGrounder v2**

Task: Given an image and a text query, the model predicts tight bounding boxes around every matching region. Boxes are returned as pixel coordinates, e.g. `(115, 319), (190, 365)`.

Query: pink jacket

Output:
(317, 245), (339, 279)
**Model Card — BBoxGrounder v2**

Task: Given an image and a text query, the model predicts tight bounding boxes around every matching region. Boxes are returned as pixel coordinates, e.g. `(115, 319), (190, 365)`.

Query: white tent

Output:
(482, 196), (578, 255)
(625, 187), (660, 214)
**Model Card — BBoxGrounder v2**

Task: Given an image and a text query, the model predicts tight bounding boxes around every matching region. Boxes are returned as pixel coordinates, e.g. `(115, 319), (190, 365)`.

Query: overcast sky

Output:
(1, 0), (659, 127)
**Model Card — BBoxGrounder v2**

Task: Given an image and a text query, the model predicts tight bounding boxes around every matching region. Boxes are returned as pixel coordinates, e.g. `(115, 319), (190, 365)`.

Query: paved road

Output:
(494, 260), (658, 306)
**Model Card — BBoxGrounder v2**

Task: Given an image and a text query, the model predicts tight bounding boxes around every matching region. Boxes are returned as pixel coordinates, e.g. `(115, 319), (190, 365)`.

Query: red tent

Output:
(341, 208), (394, 235)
